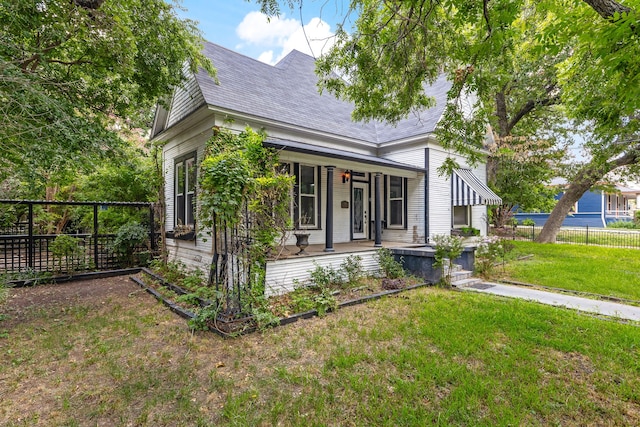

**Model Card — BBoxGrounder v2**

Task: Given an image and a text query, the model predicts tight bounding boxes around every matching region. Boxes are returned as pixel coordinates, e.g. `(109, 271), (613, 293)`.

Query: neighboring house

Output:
(514, 180), (640, 227)
(150, 42), (500, 294)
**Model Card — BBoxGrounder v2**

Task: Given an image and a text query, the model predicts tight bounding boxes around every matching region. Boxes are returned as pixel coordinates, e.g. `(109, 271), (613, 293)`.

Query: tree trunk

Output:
(535, 177), (597, 243)
(536, 147), (640, 243)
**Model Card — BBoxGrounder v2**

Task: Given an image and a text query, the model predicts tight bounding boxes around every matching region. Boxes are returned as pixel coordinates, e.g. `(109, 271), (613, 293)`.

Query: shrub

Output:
(374, 248), (405, 279)
(340, 255), (363, 285)
(432, 234), (464, 287)
(608, 220), (639, 229)
(112, 222), (149, 267)
(475, 236), (506, 279)
(309, 262), (344, 289)
(50, 234), (86, 273)
(520, 218), (536, 227)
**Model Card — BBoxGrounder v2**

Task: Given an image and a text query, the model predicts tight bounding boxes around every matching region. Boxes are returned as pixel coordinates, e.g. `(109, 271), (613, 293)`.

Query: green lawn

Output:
(1, 278), (639, 426)
(500, 241), (640, 301)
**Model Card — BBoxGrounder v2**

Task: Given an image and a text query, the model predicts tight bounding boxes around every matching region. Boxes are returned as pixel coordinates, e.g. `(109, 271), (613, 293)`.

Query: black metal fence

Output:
(504, 225), (640, 249)
(0, 200), (156, 275)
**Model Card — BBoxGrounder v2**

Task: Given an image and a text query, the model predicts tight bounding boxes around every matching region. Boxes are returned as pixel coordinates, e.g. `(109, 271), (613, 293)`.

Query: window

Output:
(175, 152), (196, 228)
(298, 164), (317, 228)
(388, 176), (405, 227)
(453, 205), (470, 228)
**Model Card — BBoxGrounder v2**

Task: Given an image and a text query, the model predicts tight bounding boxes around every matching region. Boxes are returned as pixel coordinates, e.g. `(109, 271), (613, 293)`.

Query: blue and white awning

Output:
(452, 169), (502, 206)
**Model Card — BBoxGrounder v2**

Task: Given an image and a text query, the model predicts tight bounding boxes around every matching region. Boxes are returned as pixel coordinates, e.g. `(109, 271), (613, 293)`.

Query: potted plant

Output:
(294, 214), (311, 255)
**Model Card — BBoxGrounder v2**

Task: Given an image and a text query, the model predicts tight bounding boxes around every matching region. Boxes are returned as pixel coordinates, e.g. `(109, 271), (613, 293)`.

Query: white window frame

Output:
(387, 175), (405, 228)
(298, 164), (318, 229)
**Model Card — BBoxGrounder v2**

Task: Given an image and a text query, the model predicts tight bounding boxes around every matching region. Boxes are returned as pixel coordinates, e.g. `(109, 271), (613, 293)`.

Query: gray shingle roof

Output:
(196, 41), (451, 145)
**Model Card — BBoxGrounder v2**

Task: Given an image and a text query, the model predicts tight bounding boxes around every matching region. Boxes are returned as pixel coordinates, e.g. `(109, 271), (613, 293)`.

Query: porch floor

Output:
(272, 240), (424, 260)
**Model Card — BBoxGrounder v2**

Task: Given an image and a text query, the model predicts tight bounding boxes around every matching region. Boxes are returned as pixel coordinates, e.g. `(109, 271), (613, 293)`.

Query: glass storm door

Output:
(352, 182), (368, 239)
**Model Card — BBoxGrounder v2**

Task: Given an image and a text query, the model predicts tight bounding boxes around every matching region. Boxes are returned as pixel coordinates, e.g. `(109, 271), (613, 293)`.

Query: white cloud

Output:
(236, 11), (300, 46)
(236, 12), (336, 65)
(257, 50), (274, 64)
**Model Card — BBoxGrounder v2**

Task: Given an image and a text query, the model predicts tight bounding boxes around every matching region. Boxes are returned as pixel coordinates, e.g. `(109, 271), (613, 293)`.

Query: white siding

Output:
(427, 148), (453, 240)
(427, 147), (491, 240)
(166, 71), (205, 128)
(265, 251), (381, 296)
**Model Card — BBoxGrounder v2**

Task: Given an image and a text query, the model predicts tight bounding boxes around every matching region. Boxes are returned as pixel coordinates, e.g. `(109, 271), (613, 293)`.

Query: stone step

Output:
(452, 277), (483, 288)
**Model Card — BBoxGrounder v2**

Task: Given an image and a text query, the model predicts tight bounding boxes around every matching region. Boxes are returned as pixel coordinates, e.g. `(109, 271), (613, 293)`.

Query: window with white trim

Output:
(453, 205), (470, 228)
(388, 175), (405, 228)
(298, 164), (317, 228)
(175, 152), (196, 228)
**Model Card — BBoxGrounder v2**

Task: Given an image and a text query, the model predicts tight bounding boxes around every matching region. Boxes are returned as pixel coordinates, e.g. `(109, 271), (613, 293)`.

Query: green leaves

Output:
(1, 0), (213, 184)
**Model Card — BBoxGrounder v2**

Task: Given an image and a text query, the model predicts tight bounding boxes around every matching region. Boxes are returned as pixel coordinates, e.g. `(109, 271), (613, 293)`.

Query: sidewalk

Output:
(461, 282), (640, 322)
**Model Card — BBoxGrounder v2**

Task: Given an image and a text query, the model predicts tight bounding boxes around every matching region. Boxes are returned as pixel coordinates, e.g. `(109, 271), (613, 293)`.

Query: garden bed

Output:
(130, 267), (426, 337)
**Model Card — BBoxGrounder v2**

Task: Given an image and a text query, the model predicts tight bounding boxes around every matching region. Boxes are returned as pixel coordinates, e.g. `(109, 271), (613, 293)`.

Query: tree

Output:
(1, 0), (214, 185)
(255, 0), (640, 241)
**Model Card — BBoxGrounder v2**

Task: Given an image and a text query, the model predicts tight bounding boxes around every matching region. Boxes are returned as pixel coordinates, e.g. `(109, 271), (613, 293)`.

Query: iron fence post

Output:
(531, 225), (535, 241)
(586, 225), (589, 245)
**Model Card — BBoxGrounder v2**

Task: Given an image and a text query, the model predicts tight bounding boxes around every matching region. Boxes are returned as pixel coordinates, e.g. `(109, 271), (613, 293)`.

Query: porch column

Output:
(374, 172), (382, 247)
(324, 165), (335, 252)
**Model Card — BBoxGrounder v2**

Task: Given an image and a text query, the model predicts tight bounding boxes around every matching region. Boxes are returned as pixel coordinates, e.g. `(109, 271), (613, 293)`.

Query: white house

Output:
(150, 42), (500, 295)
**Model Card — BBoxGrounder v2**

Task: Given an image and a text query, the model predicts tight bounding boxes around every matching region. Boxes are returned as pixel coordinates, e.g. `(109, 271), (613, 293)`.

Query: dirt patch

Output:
(1, 275), (138, 327)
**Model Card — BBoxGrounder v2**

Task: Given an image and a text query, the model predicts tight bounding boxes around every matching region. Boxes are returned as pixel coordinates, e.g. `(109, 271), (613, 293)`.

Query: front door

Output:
(352, 182), (368, 239)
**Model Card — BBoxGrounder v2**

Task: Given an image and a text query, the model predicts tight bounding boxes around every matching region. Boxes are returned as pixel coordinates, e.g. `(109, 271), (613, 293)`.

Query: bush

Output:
(432, 234), (464, 287)
(340, 255), (363, 285)
(309, 262), (344, 289)
(520, 218), (536, 227)
(374, 248), (405, 279)
(475, 236), (506, 279)
(50, 234), (87, 273)
(112, 222), (150, 267)
(608, 220), (639, 229)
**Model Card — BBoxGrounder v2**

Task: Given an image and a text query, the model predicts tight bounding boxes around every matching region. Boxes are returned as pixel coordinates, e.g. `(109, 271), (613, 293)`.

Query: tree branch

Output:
(582, 0), (631, 21)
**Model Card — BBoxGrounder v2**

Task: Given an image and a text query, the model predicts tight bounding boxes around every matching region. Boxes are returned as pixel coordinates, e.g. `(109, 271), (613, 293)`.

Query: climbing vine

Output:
(197, 127), (293, 324)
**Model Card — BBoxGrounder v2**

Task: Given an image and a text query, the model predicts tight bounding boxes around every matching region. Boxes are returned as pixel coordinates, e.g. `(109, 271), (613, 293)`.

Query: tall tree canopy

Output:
(257, 0), (640, 241)
(0, 0), (213, 187)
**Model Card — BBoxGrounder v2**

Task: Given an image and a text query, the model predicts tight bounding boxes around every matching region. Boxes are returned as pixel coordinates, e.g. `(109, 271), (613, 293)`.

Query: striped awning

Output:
(452, 169), (502, 206)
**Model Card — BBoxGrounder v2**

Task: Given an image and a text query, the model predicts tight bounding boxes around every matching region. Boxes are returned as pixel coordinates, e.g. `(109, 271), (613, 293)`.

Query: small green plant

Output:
(309, 262), (344, 289)
(175, 293), (202, 307)
(313, 288), (337, 316)
(520, 218), (536, 227)
(188, 304), (220, 331)
(340, 255), (363, 286)
(432, 234), (464, 287)
(459, 226), (480, 236)
(49, 234), (86, 273)
(374, 248), (405, 279)
(474, 236), (506, 279)
(112, 222), (150, 267)
(289, 288), (316, 313)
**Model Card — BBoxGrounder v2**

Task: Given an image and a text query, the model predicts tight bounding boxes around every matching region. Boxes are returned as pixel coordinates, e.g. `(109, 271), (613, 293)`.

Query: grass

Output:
(1, 278), (639, 426)
(500, 241), (640, 301)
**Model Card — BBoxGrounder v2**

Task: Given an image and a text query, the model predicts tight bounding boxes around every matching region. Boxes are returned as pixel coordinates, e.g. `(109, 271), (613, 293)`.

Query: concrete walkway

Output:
(462, 282), (640, 322)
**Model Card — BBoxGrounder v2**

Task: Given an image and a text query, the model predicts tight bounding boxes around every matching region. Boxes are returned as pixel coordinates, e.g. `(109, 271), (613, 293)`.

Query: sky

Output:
(176, 0), (355, 65)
